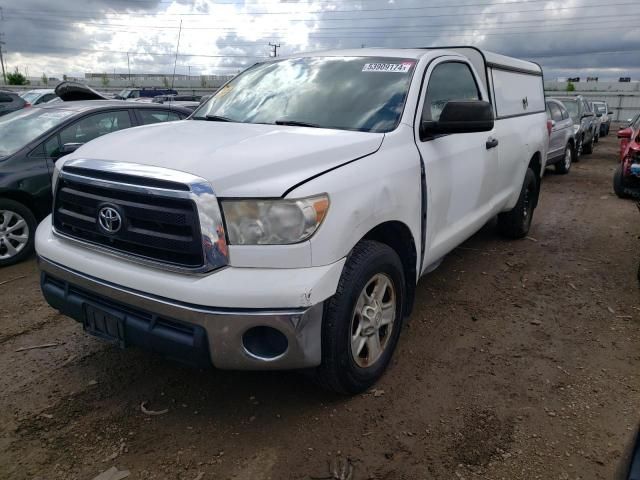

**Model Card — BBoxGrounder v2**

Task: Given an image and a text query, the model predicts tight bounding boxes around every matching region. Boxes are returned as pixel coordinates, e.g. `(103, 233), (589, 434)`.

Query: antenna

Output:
(269, 42), (281, 58)
(170, 19), (183, 90)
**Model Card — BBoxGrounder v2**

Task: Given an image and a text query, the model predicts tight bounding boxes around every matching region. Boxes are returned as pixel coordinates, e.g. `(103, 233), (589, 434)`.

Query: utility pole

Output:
(0, 29), (6, 84)
(170, 19), (183, 90)
(269, 42), (281, 58)
(0, 41), (6, 85)
(127, 52), (131, 86)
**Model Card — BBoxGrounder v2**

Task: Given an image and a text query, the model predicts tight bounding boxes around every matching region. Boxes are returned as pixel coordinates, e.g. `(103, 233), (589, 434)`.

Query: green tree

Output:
(566, 81), (575, 92)
(63, 74), (68, 81)
(162, 76), (169, 88)
(41, 73), (48, 86)
(101, 73), (110, 87)
(7, 67), (29, 85)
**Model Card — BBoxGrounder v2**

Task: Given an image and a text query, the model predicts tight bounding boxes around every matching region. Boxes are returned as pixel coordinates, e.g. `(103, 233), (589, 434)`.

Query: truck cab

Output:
(36, 47), (547, 394)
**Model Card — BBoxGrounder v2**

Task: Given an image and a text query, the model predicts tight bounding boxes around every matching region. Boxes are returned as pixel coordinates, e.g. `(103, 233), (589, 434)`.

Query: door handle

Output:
(486, 137), (499, 149)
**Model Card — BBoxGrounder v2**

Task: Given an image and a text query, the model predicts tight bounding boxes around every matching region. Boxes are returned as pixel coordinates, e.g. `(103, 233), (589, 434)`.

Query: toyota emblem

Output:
(98, 206), (122, 234)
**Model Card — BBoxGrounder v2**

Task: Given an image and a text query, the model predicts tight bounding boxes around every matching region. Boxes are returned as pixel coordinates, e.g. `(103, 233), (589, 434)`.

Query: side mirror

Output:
(420, 100), (494, 139)
(618, 127), (633, 139)
(60, 142), (83, 154)
(596, 113), (602, 117)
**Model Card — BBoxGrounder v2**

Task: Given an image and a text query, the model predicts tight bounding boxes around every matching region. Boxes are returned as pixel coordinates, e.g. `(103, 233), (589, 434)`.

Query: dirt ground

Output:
(1, 133), (639, 480)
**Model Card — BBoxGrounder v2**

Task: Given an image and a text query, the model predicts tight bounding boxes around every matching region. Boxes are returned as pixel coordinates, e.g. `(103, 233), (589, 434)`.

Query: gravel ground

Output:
(1, 133), (639, 480)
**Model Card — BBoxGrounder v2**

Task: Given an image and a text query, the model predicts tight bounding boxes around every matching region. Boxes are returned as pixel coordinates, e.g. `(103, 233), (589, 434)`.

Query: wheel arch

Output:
(527, 152), (542, 208)
(359, 220), (417, 317)
(0, 191), (41, 220)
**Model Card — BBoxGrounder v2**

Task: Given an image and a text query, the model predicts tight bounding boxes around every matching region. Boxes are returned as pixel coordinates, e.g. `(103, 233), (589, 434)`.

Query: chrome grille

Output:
(52, 159), (229, 273)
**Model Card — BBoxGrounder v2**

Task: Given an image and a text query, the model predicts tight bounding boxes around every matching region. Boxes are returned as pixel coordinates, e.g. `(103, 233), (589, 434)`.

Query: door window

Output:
(137, 109), (183, 125)
(422, 62), (480, 122)
(548, 102), (563, 122)
(0, 93), (13, 103)
(59, 110), (132, 146)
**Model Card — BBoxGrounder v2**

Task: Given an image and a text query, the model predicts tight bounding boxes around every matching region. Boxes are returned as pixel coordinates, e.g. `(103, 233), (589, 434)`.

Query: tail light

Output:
(546, 120), (553, 137)
(23, 102), (32, 108)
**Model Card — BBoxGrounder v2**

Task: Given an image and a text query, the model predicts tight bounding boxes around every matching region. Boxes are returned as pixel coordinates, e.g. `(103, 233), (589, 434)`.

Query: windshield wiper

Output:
(203, 114), (234, 122)
(274, 119), (321, 128)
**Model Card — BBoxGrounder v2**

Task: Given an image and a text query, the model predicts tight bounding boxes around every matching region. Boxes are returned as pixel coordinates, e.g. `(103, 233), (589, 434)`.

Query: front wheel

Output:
(497, 168), (537, 239)
(613, 164), (628, 198)
(574, 136), (583, 162)
(555, 144), (572, 175)
(315, 240), (405, 395)
(0, 199), (37, 267)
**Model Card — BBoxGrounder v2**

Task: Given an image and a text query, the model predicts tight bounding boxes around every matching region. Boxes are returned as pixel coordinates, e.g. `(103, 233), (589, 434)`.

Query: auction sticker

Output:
(362, 62), (413, 73)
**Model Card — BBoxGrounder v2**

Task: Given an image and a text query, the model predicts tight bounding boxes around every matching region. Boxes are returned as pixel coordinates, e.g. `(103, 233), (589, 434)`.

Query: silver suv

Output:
(550, 95), (597, 160)
(545, 99), (575, 174)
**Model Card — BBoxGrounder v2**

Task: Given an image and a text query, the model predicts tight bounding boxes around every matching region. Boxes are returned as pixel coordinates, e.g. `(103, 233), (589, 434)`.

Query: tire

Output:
(574, 136), (582, 162)
(555, 144), (572, 175)
(497, 168), (537, 239)
(315, 240), (405, 395)
(583, 133), (594, 154)
(613, 164), (628, 199)
(0, 199), (37, 267)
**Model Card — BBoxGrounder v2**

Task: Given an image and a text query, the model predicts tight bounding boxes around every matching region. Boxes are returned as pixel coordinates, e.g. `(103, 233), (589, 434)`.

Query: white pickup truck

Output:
(36, 47), (547, 394)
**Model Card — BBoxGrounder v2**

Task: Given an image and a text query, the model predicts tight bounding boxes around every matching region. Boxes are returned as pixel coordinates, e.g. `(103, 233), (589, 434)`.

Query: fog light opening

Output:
(242, 326), (288, 360)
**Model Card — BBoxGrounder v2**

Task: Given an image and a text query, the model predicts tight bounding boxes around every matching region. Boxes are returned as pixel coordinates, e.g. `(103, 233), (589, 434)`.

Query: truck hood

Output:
(68, 120), (384, 197)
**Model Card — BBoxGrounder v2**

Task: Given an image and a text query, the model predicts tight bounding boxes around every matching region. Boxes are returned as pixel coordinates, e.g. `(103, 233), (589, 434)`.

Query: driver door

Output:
(415, 59), (499, 269)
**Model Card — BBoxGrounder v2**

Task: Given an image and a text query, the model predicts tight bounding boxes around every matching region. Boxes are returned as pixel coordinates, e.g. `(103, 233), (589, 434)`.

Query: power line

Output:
(4, 2), (637, 20)
(2, 0), (607, 16)
(4, 13), (629, 33)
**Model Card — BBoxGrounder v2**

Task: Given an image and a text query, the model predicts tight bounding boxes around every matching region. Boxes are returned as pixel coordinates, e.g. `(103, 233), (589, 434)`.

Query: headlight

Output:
(221, 194), (329, 245)
(573, 124), (580, 134)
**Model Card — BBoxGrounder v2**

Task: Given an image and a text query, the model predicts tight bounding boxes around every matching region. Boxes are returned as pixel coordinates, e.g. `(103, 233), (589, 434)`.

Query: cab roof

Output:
(280, 46), (542, 75)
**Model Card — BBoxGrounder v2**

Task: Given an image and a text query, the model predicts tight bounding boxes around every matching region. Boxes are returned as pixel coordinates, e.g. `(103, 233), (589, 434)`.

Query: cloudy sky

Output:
(1, 0), (639, 80)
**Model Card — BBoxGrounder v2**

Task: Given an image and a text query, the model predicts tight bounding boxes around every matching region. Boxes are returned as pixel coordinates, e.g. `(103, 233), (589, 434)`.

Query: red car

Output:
(614, 114), (640, 198)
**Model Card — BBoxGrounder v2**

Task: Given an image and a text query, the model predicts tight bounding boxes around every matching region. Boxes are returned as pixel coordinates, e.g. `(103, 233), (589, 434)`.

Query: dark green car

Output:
(0, 100), (191, 266)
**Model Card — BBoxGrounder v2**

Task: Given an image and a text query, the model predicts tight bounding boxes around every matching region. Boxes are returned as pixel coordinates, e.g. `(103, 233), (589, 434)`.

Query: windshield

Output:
(116, 89), (131, 99)
(593, 103), (607, 114)
(562, 100), (579, 120)
(0, 107), (76, 157)
(193, 56), (417, 133)
(20, 92), (40, 103)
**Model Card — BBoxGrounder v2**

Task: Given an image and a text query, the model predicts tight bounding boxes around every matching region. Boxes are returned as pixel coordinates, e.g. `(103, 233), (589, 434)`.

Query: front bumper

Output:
(39, 256), (325, 370)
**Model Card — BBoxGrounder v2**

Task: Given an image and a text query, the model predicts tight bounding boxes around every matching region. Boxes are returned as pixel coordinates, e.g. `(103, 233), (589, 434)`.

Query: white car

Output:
(19, 89), (57, 105)
(36, 47), (547, 394)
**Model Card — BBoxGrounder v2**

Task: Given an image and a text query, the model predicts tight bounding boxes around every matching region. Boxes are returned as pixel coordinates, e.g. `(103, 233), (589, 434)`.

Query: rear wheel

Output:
(613, 164), (628, 198)
(0, 199), (36, 267)
(497, 168), (537, 239)
(315, 240), (405, 395)
(583, 133), (594, 154)
(555, 144), (572, 175)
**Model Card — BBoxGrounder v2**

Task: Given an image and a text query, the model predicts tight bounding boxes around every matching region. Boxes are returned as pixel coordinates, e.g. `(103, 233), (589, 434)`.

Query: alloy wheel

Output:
(350, 273), (397, 368)
(564, 148), (572, 171)
(0, 210), (30, 260)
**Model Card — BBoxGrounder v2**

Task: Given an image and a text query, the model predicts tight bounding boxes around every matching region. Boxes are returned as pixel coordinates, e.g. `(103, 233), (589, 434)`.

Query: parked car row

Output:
(544, 95), (612, 175)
